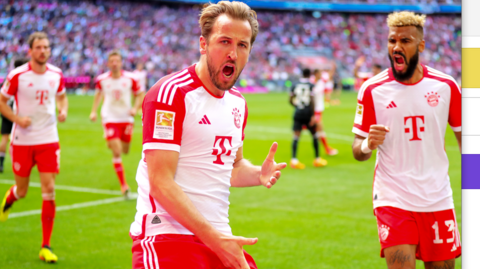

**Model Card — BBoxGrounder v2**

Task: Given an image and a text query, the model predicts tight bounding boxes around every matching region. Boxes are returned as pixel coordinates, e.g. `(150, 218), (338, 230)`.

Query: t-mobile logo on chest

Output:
(212, 136), (233, 165)
(36, 90), (49, 105)
(404, 116), (425, 141)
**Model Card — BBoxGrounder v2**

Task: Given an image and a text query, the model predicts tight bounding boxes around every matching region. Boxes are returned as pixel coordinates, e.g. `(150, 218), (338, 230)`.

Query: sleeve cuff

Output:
(451, 126), (461, 132)
(352, 127), (368, 138)
(1, 91), (12, 98)
(143, 142), (180, 153)
(56, 88), (66, 96)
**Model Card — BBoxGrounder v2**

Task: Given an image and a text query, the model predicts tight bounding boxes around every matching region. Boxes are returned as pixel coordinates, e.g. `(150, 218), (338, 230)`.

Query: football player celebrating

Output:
(352, 12), (461, 269)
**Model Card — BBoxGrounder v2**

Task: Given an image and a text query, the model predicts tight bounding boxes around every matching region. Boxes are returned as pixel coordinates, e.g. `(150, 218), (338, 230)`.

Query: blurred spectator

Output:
(0, 0), (461, 86)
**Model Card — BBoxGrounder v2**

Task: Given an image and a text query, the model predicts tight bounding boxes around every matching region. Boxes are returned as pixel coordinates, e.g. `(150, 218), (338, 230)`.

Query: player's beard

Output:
(206, 50), (242, 91)
(33, 53), (49, 65)
(389, 48), (419, 82)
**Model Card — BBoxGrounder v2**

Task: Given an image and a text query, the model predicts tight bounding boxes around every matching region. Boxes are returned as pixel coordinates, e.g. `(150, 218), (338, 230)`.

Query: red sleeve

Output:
(352, 88), (376, 138)
(95, 78), (102, 91)
(242, 102), (248, 141)
(1, 73), (19, 98)
(142, 83), (186, 153)
(448, 81), (461, 132)
(57, 73), (66, 95)
(131, 78), (141, 94)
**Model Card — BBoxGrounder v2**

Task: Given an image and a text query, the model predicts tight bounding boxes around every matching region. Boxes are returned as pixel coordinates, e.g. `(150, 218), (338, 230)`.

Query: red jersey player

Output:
(130, 2), (286, 269)
(90, 51), (144, 198)
(352, 12), (461, 269)
(0, 32), (68, 263)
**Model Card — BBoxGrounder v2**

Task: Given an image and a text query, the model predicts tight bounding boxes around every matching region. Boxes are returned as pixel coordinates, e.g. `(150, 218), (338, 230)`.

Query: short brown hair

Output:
(28, 32), (49, 48)
(199, 1), (259, 46)
(107, 50), (122, 60)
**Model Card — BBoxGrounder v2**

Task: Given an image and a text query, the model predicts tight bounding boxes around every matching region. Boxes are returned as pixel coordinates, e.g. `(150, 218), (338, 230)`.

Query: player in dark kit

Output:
(0, 58), (29, 172)
(289, 68), (327, 169)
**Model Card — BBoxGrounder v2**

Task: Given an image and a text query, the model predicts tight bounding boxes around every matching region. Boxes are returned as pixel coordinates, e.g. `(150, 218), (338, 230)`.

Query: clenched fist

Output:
(367, 125), (390, 151)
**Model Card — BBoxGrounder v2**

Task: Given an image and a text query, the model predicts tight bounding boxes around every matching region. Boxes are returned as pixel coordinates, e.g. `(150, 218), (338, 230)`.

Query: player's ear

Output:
(199, 36), (207, 55)
(418, 39), (425, 53)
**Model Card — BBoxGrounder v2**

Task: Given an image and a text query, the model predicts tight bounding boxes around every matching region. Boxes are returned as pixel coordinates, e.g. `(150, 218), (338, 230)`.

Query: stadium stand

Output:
(0, 0), (460, 88)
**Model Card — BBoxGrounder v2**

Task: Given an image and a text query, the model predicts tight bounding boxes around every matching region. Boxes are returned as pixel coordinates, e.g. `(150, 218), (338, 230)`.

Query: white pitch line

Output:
(0, 179), (123, 195)
(8, 194), (138, 219)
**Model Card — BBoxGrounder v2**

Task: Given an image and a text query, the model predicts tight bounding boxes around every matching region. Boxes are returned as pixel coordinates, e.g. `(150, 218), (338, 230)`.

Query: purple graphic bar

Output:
(463, 154), (480, 189)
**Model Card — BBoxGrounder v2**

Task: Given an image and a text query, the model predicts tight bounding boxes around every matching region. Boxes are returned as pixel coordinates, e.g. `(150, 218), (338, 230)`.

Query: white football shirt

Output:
(130, 64), (248, 238)
(1, 63), (65, 146)
(95, 71), (141, 124)
(352, 65), (461, 212)
(313, 75), (333, 113)
(133, 69), (148, 92)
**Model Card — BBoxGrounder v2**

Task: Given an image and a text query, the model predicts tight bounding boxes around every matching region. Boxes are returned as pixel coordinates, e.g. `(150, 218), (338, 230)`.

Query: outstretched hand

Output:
(260, 142), (287, 188)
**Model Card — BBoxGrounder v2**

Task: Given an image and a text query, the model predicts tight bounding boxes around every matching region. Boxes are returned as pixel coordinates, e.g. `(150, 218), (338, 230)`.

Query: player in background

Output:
(0, 32), (68, 263)
(90, 51), (144, 198)
(0, 57), (29, 172)
(353, 55), (382, 91)
(351, 12), (461, 269)
(313, 68), (338, 156)
(130, 2), (286, 268)
(289, 68), (327, 169)
(133, 62), (148, 93)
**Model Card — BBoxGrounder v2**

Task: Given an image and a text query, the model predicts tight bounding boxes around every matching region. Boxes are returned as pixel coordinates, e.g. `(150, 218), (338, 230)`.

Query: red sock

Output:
(6, 185), (18, 205)
(113, 160), (127, 187)
(320, 137), (331, 151)
(41, 200), (55, 247)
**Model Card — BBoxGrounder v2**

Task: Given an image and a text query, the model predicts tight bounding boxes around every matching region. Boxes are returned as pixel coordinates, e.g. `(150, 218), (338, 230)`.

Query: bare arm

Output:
(146, 150), (257, 269)
(289, 94), (295, 106)
(89, 90), (103, 121)
(56, 93), (68, 122)
(0, 95), (30, 128)
(231, 143), (286, 188)
(352, 135), (372, 161)
(353, 56), (365, 78)
(454, 131), (461, 152)
(130, 91), (145, 116)
(352, 125), (389, 161)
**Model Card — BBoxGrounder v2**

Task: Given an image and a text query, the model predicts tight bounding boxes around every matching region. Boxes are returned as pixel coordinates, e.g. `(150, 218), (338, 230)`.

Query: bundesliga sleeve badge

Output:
(153, 110), (175, 140)
(354, 104), (364, 125)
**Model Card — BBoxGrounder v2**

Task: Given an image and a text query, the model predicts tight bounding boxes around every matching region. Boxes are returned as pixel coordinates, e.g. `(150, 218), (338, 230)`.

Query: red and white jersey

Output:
(130, 65), (248, 238)
(95, 70), (141, 124)
(355, 71), (373, 91)
(313, 74), (333, 112)
(352, 65), (461, 212)
(133, 69), (148, 92)
(1, 63), (65, 146)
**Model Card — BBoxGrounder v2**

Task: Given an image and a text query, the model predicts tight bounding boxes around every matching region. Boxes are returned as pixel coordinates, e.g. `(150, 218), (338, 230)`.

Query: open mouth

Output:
(222, 64), (235, 78)
(393, 55), (406, 71)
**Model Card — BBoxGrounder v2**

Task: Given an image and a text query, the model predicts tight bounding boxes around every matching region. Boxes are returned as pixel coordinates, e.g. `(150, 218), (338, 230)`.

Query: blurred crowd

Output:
(0, 0), (461, 86)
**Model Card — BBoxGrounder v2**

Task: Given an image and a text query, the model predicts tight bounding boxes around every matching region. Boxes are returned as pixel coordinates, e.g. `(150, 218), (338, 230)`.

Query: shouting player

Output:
(289, 68), (327, 169)
(0, 58), (29, 172)
(90, 51), (144, 198)
(0, 32), (68, 263)
(130, 2), (286, 269)
(313, 68), (338, 156)
(352, 12), (461, 269)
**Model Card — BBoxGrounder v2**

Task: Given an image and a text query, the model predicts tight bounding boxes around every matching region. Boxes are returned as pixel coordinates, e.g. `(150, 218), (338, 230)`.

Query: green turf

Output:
(0, 91), (461, 268)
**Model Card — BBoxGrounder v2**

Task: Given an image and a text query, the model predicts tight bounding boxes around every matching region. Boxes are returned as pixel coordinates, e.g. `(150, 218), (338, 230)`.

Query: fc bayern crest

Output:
(378, 224), (390, 242)
(232, 108), (241, 129)
(425, 92), (440, 107)
(49, 80), (56, 88)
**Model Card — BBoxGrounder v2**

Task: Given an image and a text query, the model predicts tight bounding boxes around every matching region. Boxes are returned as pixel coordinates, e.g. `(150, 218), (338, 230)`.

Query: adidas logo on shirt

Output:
(199, 115), (211, 125)
(151, 215), (161, 224)
(386, 101), (397, 109)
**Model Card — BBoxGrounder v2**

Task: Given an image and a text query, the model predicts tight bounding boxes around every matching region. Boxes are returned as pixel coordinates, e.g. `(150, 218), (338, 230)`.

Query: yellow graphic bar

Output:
(463, 48), (480, 88)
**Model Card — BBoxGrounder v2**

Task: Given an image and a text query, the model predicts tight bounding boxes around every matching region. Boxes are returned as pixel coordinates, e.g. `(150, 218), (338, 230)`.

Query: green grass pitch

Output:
(0, 91), (461, 268)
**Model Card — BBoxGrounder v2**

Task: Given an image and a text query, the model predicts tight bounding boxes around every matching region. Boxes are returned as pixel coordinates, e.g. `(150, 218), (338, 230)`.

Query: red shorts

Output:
(132, 234), (258, 269)
(103, 123), (133, 143)
(10, 142), (60, 177)
(375, 206), (461, 262)
(314, 111), (323, 122)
